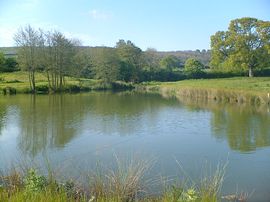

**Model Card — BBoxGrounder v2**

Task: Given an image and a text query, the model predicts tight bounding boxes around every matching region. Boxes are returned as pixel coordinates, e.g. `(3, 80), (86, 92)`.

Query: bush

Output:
(111, 81), (135, 90)
(36, 85), (49, 94)
(2, 87), (17, 95)
(24, 169), (47, 193)
(64, 84), (81, 93)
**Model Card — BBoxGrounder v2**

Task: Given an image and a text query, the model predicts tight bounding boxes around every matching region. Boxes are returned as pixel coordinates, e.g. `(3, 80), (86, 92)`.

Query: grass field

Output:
(0, 71), (126, 94)
(141, 77), (270, 104)
(144, 77), (270, 92)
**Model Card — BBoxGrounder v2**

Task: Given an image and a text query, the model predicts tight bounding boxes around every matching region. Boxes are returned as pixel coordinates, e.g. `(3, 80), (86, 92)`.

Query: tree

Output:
(2, 58), (18, 72)
(210, 17), (270, 77)
(92, 47), (119, 83)
(143, 48), (160, 71)
(73, 49), (94, 78)
(116, 40), (142, 82)
(14, 25), (43, 92)
(0, 52), (5, 70)
(184, 58), (204, 77)
(44, 31), (77, 91)
(159, 55), (181, 70)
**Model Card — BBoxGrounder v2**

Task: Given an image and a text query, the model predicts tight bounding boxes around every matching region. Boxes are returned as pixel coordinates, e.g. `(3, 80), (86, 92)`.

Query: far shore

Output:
(1, 72), (270, 105)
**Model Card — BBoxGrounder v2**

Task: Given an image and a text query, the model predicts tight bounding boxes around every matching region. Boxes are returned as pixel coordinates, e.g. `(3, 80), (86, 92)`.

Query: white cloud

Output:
(88, 9), (112, 20)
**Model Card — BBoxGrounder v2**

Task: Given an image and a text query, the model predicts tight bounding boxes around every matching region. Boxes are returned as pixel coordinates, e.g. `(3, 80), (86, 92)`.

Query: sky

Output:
(0, 0), (269, 51)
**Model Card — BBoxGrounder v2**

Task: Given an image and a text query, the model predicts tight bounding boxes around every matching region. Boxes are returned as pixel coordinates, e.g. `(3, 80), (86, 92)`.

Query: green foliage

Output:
(2, 87), (17, 95)
(116, 39), (143, 82)
(210, 17), (270, 77)
(35, 84), (49, 93)
(0, 52), (5, 67)
(160, 55), (181, 70)
(24, 169), (47, 193)
(92, 47), (119, 83)
(0, 52), (18, 72)
(184, 58), (204, 78)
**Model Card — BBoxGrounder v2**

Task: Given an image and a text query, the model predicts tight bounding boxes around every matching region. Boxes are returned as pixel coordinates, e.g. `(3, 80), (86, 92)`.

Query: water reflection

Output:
(0, 92), (180, 157)
(0, 92), (270, 157)
(175, 97), (270, 152)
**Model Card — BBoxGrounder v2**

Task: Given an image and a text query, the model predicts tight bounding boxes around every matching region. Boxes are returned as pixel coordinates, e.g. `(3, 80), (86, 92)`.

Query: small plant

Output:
(24, 168), (47, 193)
(183, 188), (198, 201)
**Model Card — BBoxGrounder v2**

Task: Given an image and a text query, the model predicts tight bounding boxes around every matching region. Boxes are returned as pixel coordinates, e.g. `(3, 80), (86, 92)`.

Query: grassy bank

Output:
(139, 77), (270, 105)
(0, 72), (134, 94)
(0, 159), (241, 202)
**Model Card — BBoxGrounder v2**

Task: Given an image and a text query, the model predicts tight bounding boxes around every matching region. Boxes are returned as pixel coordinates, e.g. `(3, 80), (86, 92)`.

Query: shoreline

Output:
(137, 78), (270, 105)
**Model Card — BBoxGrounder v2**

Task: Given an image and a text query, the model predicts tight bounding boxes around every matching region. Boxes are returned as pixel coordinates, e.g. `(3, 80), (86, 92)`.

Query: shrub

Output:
(36, 85), (49, 94)
(2, 87), (17, 95)
(24, 169), (47, 193)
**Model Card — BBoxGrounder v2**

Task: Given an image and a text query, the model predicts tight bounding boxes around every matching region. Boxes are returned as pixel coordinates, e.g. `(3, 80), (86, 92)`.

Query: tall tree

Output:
(116, 40), (142, 82)
(14, 25), (43, 92)
(44, 31), (77, 91)
(92, 47), (119, 83)
(210, 17), (270, 77)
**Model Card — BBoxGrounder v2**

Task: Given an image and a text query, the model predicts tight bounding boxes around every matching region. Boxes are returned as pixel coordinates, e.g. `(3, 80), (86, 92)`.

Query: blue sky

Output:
(0, 0), (269, 51)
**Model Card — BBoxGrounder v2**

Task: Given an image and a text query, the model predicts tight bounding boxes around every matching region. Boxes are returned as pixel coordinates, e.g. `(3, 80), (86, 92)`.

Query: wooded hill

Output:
(0, 46), (211, 66)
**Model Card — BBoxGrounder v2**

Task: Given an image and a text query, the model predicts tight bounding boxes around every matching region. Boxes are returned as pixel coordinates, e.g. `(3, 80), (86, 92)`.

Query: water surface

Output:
(0, 92), (270, 201)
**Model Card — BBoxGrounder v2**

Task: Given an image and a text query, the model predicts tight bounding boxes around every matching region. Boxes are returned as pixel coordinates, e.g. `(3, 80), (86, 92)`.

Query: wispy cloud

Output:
(87, 9), (112, 20)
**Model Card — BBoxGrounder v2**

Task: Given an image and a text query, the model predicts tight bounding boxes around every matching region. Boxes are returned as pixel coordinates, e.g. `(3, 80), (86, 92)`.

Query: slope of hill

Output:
(0, 46), (211, 65)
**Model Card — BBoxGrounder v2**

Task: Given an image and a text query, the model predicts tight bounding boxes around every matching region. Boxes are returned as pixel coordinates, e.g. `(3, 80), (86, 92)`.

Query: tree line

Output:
(11, 25), (207, 92)
(1, 17), (269, 92)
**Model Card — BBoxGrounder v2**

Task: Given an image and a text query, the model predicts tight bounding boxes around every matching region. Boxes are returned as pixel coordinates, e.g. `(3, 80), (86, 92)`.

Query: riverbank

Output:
(1, 72), (270, 105)
(0, 72), (134, 94)
(138, 77), (270, 105)
(0, 159), (245, 202)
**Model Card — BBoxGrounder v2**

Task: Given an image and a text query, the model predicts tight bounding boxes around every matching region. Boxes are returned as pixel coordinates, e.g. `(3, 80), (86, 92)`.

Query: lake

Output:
(0, 92), (270, 201)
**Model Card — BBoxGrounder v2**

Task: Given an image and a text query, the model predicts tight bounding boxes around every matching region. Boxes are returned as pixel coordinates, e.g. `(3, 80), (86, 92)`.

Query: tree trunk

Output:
(248, 66), (253, 77)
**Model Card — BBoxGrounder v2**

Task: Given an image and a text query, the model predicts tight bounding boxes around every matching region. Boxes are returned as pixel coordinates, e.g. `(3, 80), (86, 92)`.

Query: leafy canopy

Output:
(210, 17), (270, 77)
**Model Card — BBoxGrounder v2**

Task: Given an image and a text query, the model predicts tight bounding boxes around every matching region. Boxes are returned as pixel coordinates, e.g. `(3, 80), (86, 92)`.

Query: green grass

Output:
(0, 71), (115, 94)
(144, 77), (270, 92)
(141, 77), (270, 104)
(0, 159), (232, 202)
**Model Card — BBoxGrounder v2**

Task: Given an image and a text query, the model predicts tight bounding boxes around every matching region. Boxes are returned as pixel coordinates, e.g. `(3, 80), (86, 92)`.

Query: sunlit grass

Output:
(145, 77), (270, 93)
(0, 71), (103, 93)
(0, 157), (231, 202)
(142, 77), (270, 105)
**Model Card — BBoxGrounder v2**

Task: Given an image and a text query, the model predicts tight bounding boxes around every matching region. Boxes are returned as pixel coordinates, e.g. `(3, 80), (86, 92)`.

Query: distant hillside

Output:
(156, 50), (211, 66)
(0, 46), (211, 65)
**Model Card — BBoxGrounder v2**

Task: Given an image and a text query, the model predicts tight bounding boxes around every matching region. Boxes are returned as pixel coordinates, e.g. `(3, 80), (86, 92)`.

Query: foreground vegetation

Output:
(0, 158), (249, 202)
(140, 77), (270, 105)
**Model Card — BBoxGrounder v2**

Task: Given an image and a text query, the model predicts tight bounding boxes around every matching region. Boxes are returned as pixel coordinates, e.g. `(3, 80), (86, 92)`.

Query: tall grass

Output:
(0, 158), (234, 202)
(141, 77), (270, 105)
(88, 157), (152, 201)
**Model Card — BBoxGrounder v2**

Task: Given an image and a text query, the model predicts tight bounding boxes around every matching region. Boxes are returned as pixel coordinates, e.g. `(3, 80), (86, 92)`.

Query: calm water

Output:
(0, 92), (270, 201)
